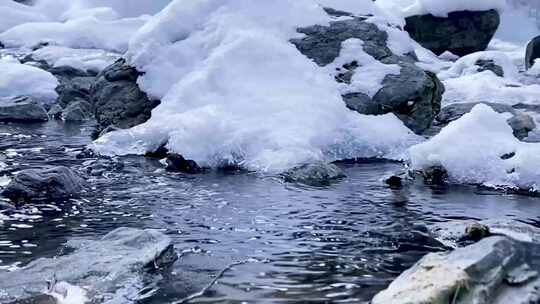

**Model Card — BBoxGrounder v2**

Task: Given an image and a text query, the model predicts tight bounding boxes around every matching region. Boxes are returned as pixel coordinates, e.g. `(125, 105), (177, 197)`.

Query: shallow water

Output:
(1, 121), (540, 303)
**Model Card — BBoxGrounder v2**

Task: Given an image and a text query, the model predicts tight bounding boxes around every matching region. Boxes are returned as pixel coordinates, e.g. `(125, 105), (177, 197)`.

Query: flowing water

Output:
(1, 121), (540, 303)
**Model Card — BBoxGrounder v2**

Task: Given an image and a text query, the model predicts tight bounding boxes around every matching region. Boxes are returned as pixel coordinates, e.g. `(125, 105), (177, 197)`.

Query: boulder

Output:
(55, 76), (94, 108)
(291, 16), (444, 134)
(404, 10), (500, 57)
(90, 59), (160, 136)
(372, 236), (540, 304)
(1, 166), (85, 203)
(475, 59), (504, 77)
(282, 163), (345, 186)
(0, 96), (48, 122)
(61, 99), (92, 121)
(526, 36), (540, 70)
(433, 102), (536, 140)
(47, 103), (63, 119)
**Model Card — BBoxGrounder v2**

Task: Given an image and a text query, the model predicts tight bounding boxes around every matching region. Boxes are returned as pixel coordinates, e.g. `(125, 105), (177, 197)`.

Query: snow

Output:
(30, 46), (121, 73)
(0, 0), (47, 33)
(438, 51), (518, 80)
(0, 57), (59, 103)
(375, 0), (506, 18)
(0, 16), (148, 52)
(526, 60), (540, 77)
(93, 0), (422, 172)
(409, 104), (540, 191)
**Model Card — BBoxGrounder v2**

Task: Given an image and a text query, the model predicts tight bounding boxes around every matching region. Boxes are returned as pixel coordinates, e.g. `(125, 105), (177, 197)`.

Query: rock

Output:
(475, 59), (504, 77)
(291, 17), (444, 134)
(0, 41), (4, 49)
(1, 166), (85, 203)
(385, 175), (403, 188)
(61, 99), (92, 121)
(145, 144), (169, 159)
(90, 59), (160, 136)
(0, 227), (177, 303)
(526, 36), (540, 70)
(55, 76), (94, 108)
(165, 153), (203, 174)
(84, 157), (124, 176)
(404, 10), (500, 57)
(465, 222), (491, 242)
(372, 236), (540, 304)
(282, 163), (345, 186)
(421, 165), (448, 185)
(432, 102), (536, 140)
(0, 96), (48, 123)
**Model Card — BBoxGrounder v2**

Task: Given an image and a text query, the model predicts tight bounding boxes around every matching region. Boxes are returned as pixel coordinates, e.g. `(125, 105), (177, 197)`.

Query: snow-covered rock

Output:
(29, 46), (121, 74)
(0, 58), (58, 104)
(372, 236), (540, 304)
(409, 104), (540, 192)
(0, 96), (48, 122)
(92, 0), (423, 173)
(282, 162), (345, 186)
(438, 51), (518, 80)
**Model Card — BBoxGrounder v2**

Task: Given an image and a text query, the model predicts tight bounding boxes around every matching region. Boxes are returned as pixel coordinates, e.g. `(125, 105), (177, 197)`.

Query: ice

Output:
(409, 104), (540, 191)
(93, 0), (422, 173)
(0, 57), (59, 103)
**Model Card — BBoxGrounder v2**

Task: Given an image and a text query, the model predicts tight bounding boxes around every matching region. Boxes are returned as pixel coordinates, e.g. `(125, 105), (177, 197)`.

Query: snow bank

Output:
(438, 51), (518, 80)
(93, 0), (422, 172)
(0, 16), (148, 52)
(403, 0), (506, 18)
(31, 46), (121, 73)
(410, 104), (540, 191)
(0, 0), (47, 33)
(33, 0), (172, 19)
(0, 58), (58, 103)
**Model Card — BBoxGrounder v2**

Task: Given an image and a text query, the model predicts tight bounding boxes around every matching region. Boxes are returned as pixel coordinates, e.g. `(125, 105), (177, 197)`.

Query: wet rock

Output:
(404, 10), (500, 57)
(0, 96), (48, 123)
(55, 76), (94, 108)
(291, 17), (444, 134)
(465, 222), (491, 242)
(145, 144), (169, 159)
(90, 59), (160, 136)
(0, 227), (177, 302)
(75, 147), (98, 159)
(165, 153), (203, 174)
(84, 158), (124, 176)
(421, 165), (448, 185)
(282, 163), (345, 187)
(62, 99), (92, 121)
(432, 102), (536, 140)
(385, 175), (403, 188)
(476, 59), (504, 77)
(526, 36), (540, 70)
(372, 236), (540, 304)
(1, 166), (85, 203)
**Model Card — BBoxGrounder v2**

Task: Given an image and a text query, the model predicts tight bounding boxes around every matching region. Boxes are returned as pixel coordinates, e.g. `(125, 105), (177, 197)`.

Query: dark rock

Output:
(421, 165), (448, 185)
(372, 236), (540, 304)
(75, 148), (98, 159)
(1, 166), (85, 203)
(0, 96), (48, 122)
(165, 153), (203, 174)
(526, 36), (540, 70)
(62, 99), (92, 121)
(291, 17), (444, 134)
(404, 10), (500, 57)
(385, 175), (403, 188)
(0, 41), (4, 49)
(282, 163), (345, 186)
(84, 158), (124, 176)
(476, 59), (504, 77)
(433, 102), (536, 140)
(465, 222), (491, 242)
(55, 76), (94, 108)
(90, 59), (160, 136)
(501, 151), (516, 160)
(49, 66), (91, 78)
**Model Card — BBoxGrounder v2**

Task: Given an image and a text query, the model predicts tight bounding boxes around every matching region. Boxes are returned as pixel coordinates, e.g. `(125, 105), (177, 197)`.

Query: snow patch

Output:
(0, 58), (59, 103)
(31, 46), (121, 73)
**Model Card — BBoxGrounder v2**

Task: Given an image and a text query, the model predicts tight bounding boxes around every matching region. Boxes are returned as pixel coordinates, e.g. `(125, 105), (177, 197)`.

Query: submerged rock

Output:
(1, 166), (85, 203)
(90, 59), (160, 136)
(526, 36), (540, 70)
(282, 163), (345, 186)
(372, 236), (540, 304)
(291, 16), (444, 134)
(404, 10), (500, 57)
(0, 227), (178, 303)
(0, 96), (48, 123)
(432, 102), (536, 140)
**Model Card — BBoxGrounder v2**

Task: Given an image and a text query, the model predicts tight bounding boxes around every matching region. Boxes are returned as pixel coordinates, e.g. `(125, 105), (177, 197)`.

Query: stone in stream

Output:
(475, 59), (504, 77)
(282, 163), (345, 186)
(0, 96), (48, 123)
(372, 236), (540, 304)
(526, 36), (540, 70)
(90, 58), (160, 137)
(1, 166), (85, 203)
(61, 99), (92, 121)
(291, 14), (444, 134)
(166, 153), (203, 174)
(0, 227), (178, 303)
(404, 10), (500, 57)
